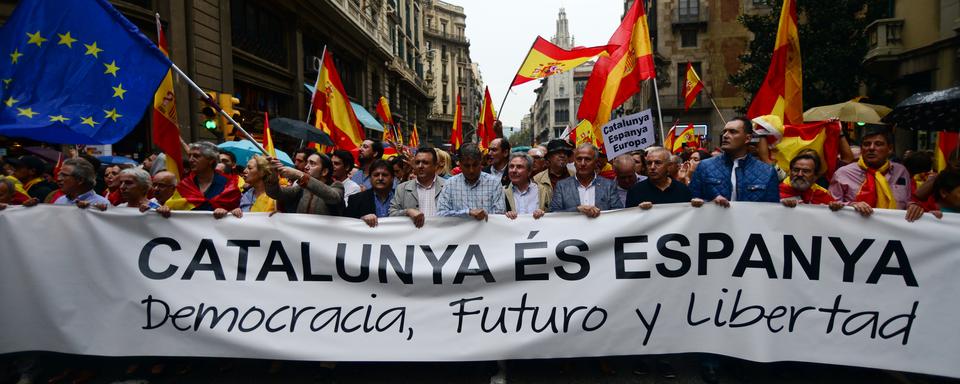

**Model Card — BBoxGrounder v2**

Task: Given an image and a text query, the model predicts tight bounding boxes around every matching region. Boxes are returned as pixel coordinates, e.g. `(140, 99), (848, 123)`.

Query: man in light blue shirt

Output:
(437, 143), (505, 220)
(53, 158), (110, 210)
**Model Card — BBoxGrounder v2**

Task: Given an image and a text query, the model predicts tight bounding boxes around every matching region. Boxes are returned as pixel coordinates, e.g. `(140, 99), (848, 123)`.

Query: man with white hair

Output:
(117, 168), (160, 209)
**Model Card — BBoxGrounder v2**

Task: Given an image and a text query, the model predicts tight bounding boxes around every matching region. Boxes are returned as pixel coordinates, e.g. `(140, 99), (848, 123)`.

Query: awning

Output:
(305, 83), (382, 132)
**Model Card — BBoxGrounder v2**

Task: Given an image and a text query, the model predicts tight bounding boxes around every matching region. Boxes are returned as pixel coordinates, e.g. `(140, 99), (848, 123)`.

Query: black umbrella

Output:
(269, 117), (334, 145)
(883, 86), (960, 131)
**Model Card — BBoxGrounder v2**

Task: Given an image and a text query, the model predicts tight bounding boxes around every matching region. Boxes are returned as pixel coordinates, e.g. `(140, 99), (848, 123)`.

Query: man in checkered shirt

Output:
(437, 143), (505, 220)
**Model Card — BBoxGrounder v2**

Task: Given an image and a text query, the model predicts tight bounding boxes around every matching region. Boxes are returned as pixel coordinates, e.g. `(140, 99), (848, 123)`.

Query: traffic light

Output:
(201, 91), (218, 133)
(219, 93), (241, 141)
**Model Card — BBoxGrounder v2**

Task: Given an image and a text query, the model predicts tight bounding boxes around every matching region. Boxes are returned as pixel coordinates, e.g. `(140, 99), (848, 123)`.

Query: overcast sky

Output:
(460, 1), (624, 130)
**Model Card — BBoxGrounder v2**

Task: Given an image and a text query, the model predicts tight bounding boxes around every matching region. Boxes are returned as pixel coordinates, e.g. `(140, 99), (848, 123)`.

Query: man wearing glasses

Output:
(779, 152), (844, 210)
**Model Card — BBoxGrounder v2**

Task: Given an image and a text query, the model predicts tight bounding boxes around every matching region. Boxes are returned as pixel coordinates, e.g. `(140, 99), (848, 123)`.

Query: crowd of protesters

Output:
(2, 117), (958, 223)
(1, 117), (958, 383)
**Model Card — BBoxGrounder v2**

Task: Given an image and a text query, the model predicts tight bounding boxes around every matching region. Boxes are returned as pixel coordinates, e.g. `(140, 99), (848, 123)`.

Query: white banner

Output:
(601, 109), (656, 158)
(1, 204), (958, 378)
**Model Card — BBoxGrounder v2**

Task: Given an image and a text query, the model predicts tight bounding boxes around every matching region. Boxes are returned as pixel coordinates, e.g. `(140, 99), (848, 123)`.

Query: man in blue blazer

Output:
(550, 143), (624, 217)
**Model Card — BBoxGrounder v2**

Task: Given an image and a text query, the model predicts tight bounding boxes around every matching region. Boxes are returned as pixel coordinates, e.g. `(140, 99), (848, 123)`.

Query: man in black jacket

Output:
(346, 159), (395, 227)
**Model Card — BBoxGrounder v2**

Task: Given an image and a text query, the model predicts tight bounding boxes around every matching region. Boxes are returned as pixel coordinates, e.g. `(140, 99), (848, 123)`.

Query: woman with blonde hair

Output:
(232, 155), (277, 216)
(435, 148), (453, 179)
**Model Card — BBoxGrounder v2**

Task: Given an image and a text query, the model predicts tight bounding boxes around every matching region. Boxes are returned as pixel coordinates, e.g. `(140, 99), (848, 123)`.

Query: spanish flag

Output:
(673, 124), (699, 153)
(511, 36), (615, 86)
(577, 0), (656, 129)
(152, 20), (184, 180)
(747, 0), (803, 125)
(263, 112), (277, 157)
(570, 119), (601, 147)
(376, 96), (400, 144)
(477, 87), (497, 150)
(409, 123), (420, 148)
(935, 131), (959, 172)
(314, 52), (364, 151)
(772, 119), (842, 178)
(663, 124), (677, 150)
(450, 93), (463, 150)
(682, 62), (704, 111)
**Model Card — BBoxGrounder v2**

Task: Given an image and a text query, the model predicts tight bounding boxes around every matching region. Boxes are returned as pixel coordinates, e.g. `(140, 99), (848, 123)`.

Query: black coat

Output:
(345, 189), (388, 218)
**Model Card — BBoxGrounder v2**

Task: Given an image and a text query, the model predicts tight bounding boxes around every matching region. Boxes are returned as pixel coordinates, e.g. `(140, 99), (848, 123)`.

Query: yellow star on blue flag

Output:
(0, 0), (171, 144)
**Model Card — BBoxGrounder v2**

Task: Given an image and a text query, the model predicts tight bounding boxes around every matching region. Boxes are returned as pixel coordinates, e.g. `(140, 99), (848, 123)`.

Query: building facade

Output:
(530, 8), (583, 144)
(621, 0), (760, 147)
(422, 0), (482, 148)
(863, 0), (959, 151)
(0, 0), (456, 154)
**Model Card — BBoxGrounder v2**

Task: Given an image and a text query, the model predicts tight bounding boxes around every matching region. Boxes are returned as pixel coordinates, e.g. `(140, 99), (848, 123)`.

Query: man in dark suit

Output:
(550, 143), (623, 217)
(482, 137), (511, 186)
(346, 159), (395, 227)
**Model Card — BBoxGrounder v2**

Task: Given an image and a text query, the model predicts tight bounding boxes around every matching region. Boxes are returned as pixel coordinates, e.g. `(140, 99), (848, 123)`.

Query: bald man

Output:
(613, 155), (646, 207)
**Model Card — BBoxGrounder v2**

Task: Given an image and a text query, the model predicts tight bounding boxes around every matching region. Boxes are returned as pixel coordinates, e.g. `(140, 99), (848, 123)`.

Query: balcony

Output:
(672, 6), (708, 28)
(424, 26), (470, 45)
(863, 18), (905, 65)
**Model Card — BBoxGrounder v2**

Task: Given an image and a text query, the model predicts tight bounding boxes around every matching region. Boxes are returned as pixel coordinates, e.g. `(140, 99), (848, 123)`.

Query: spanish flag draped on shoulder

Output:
(576, 0), (656, 129)
(450, 94), (463, 151)
(313, 52), (364, 151)
(152, 21), (185, 180)
(511, 37), (615, 86)
(746, 0), (803, 125)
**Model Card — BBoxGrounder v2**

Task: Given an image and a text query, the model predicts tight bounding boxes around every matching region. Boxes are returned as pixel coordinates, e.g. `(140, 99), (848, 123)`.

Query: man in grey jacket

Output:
(266, 153), (344, 216)
(389, 147), (445, 227)
(550, 143), (623, 217)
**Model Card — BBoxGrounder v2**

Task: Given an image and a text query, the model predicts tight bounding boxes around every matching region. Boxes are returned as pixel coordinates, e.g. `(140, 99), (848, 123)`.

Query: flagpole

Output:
(708, 96), (726, 122)
(496, 38), (539, 126)
(300, 47), (327, 149)
(652, 77), (666, 145)
(155, 14), (267, 155)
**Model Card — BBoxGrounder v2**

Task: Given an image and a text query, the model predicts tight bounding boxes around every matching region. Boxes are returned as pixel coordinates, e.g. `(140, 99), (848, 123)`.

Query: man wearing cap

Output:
(10, 155), (57, 202)
(533, 139), (574, 191)
(528, 147), (547, 176)
(829, 126), (925, 220)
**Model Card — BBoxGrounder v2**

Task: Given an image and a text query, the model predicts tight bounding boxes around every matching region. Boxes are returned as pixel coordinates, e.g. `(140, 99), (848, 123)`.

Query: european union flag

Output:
(0, 0), (171, 144)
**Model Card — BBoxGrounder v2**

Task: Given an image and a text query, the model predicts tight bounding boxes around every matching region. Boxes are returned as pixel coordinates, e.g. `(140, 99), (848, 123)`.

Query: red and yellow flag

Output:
(263, 112), (277, 157)
(152, 21), (184, 180)
(682, 62), (704, 111)
(450, 94), (463, 150)
(477, 87), (497, 150)
(663, 124), (677, 150)
(313, 52), (364, 151)
(376, 96), (402, 144)
(935, 131), (959, 172)
(512, 36), (615, 86)
(577, 0), (656, 129)
(777, 120), (842, 178)
(673, 124), (699, 153)
(747, 0), (803, 125)
(409, 123), (420, 147)
(570, 119), (601, 147)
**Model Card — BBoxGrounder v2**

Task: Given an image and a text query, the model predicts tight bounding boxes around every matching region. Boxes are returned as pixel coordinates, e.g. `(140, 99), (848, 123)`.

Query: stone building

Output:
(622, 0), (760, 147)
(0, 0), (451, 153)
(863, 0), (959, 150)
(422, 0), (482, 147)
(529, 8), (585, 144)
